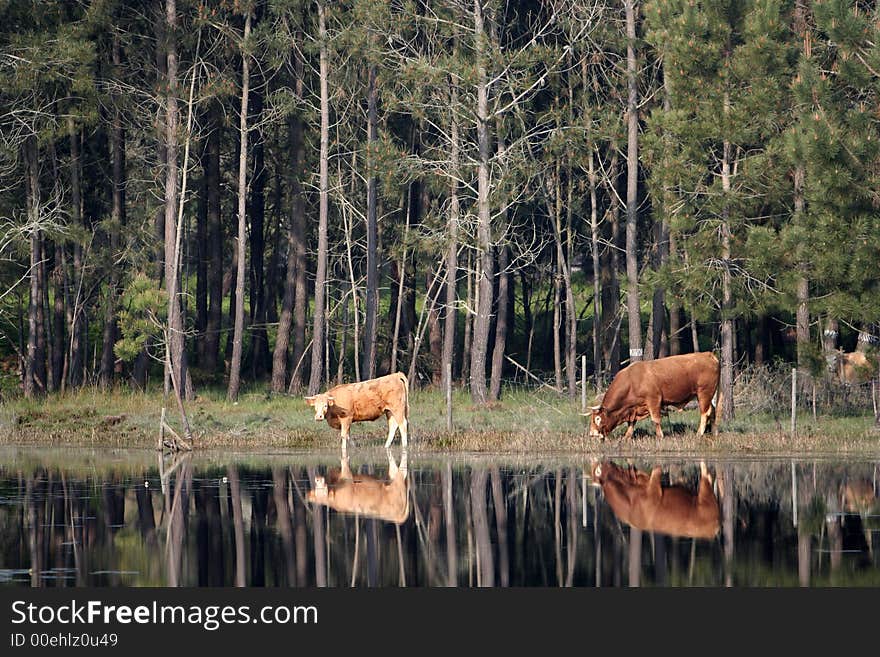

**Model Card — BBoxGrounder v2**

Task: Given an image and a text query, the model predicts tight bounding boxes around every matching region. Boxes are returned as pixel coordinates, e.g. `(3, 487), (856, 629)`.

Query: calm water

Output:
(0, 446), (877, 587)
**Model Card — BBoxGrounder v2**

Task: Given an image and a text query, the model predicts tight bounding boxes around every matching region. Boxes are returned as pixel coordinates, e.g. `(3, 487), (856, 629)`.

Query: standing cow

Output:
(588, 352), (721, 440)
(305, 372), (410, 449)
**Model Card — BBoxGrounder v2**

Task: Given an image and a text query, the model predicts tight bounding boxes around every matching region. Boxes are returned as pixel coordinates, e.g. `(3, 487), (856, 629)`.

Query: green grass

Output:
(1, 383), (879, 455)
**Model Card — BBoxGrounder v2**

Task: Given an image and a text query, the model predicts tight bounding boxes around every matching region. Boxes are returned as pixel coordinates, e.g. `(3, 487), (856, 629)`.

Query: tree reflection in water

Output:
(0, 450), (877, 587)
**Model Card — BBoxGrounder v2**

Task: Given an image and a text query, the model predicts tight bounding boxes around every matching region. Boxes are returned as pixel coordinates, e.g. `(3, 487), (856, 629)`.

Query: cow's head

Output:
(588, 405), (610, 438)
(305, 393), (335, 421)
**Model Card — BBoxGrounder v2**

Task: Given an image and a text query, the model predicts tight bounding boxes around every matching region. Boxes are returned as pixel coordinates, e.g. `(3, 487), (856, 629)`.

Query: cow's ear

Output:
(326, 395), (335, 406)
(305, 396), (316, 406)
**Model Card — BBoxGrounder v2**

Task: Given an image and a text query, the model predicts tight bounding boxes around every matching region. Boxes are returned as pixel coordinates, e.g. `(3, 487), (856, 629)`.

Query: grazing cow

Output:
(589, 460), (720, 540)
(307, 451), (409, 524)
(588, 352), (721, 440)
(305, 372), (409, 449)
(832, 350), (877, 385)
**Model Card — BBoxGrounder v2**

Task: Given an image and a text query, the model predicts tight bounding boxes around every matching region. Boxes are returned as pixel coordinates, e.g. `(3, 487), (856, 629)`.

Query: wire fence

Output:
(734, 363), (877, 418)
(492, 361), (879, 420)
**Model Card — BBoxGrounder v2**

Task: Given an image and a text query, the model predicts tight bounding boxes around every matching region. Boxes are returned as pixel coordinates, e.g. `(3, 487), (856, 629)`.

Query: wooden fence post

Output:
(581, 354), (587, 414)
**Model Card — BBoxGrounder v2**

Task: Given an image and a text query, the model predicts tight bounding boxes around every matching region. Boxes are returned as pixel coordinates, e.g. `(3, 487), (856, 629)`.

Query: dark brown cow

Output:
(588, 352), (721, 440)
(589, 460), (720, 539)
(305, 372), (409, 449)
(307, 451), (409, 524)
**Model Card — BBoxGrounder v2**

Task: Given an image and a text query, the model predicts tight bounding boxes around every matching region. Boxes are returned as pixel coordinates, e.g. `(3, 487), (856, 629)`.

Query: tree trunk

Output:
(224, 223), (238, 365)
(272, 106), (306, 392)
(195, 142), (208, 367)
(204, 104), (223, 374)
(227, 8), (252, 402)
(362, 63), (379, 380)
(821, 316), (838, 375)
(163, 0), (189, 400)
(794, 165), (810, 374)
(461, 251), (473, 385)
(668, 234), (681, 356)
(23, 135), (43, 398)
(469, 0), (494, 404)
(51, 241), (65, 392)
(153, 13), (167, 285)
(650, 220), (668, 360)
(553, 251), (563, 391)
(249, 82), (269, 379)
(624, 0), (642, 365)
(720, 99), (735, 422)
(290, 107), (309, 391)
(489, 245), (509, 401)
(601, 150), (621, 376)
(67, 119), (85, 389)
(265, 184), (282, 326)
(101, 39), (125, 388)
(489, 125), (509, 402)
(588, 149), (601, 386)
(565, 162), (577, 398)
(441, 94), (460, 396)
(308, 2), (330, 395)
(429, 292), (443, 386)
(45, 141), (64, 392)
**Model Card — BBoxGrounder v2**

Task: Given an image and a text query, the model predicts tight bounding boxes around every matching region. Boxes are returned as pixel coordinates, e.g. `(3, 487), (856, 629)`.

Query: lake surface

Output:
(0, 446), (877, 587)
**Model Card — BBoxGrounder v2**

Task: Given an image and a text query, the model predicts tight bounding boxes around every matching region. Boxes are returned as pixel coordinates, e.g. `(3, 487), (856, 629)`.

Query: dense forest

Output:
(1, 0), (879, 421)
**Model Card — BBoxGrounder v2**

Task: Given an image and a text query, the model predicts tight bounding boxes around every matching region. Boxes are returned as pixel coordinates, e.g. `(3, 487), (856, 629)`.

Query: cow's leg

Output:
(384, 416), (399, 448)
(649, 407), (664, 440)
(399, 417), (408, 447)
(623, 421), (636, 441)
(340, 418), (352, 451)
(697, 395), (712, 436)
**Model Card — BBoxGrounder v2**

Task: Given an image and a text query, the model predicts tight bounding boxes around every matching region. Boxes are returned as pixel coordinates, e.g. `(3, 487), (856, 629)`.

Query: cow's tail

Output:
(712, 386), (724, 432)
(398, 372), (410, 419)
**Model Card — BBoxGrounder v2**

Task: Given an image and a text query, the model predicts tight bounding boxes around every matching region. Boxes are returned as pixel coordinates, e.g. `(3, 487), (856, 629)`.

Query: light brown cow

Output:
(587, 352), (721, 440)
(833, 350), (877, 385)
(307, 451), (410, 524)
(588, 459), (721, 539)
(305, 372), (409, 449)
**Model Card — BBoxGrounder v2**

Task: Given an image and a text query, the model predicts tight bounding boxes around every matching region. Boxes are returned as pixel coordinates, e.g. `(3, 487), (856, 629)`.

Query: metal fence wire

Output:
(734, 364), (878, 418)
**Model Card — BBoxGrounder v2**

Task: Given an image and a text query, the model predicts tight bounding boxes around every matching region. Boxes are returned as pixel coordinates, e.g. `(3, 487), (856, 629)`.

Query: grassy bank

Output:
(1, 384), (879, 456)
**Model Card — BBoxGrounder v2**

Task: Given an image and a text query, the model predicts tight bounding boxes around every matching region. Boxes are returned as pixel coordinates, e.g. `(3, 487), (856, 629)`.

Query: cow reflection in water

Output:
(590, 460), (720, 539)
(307, 450), (410, 524)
